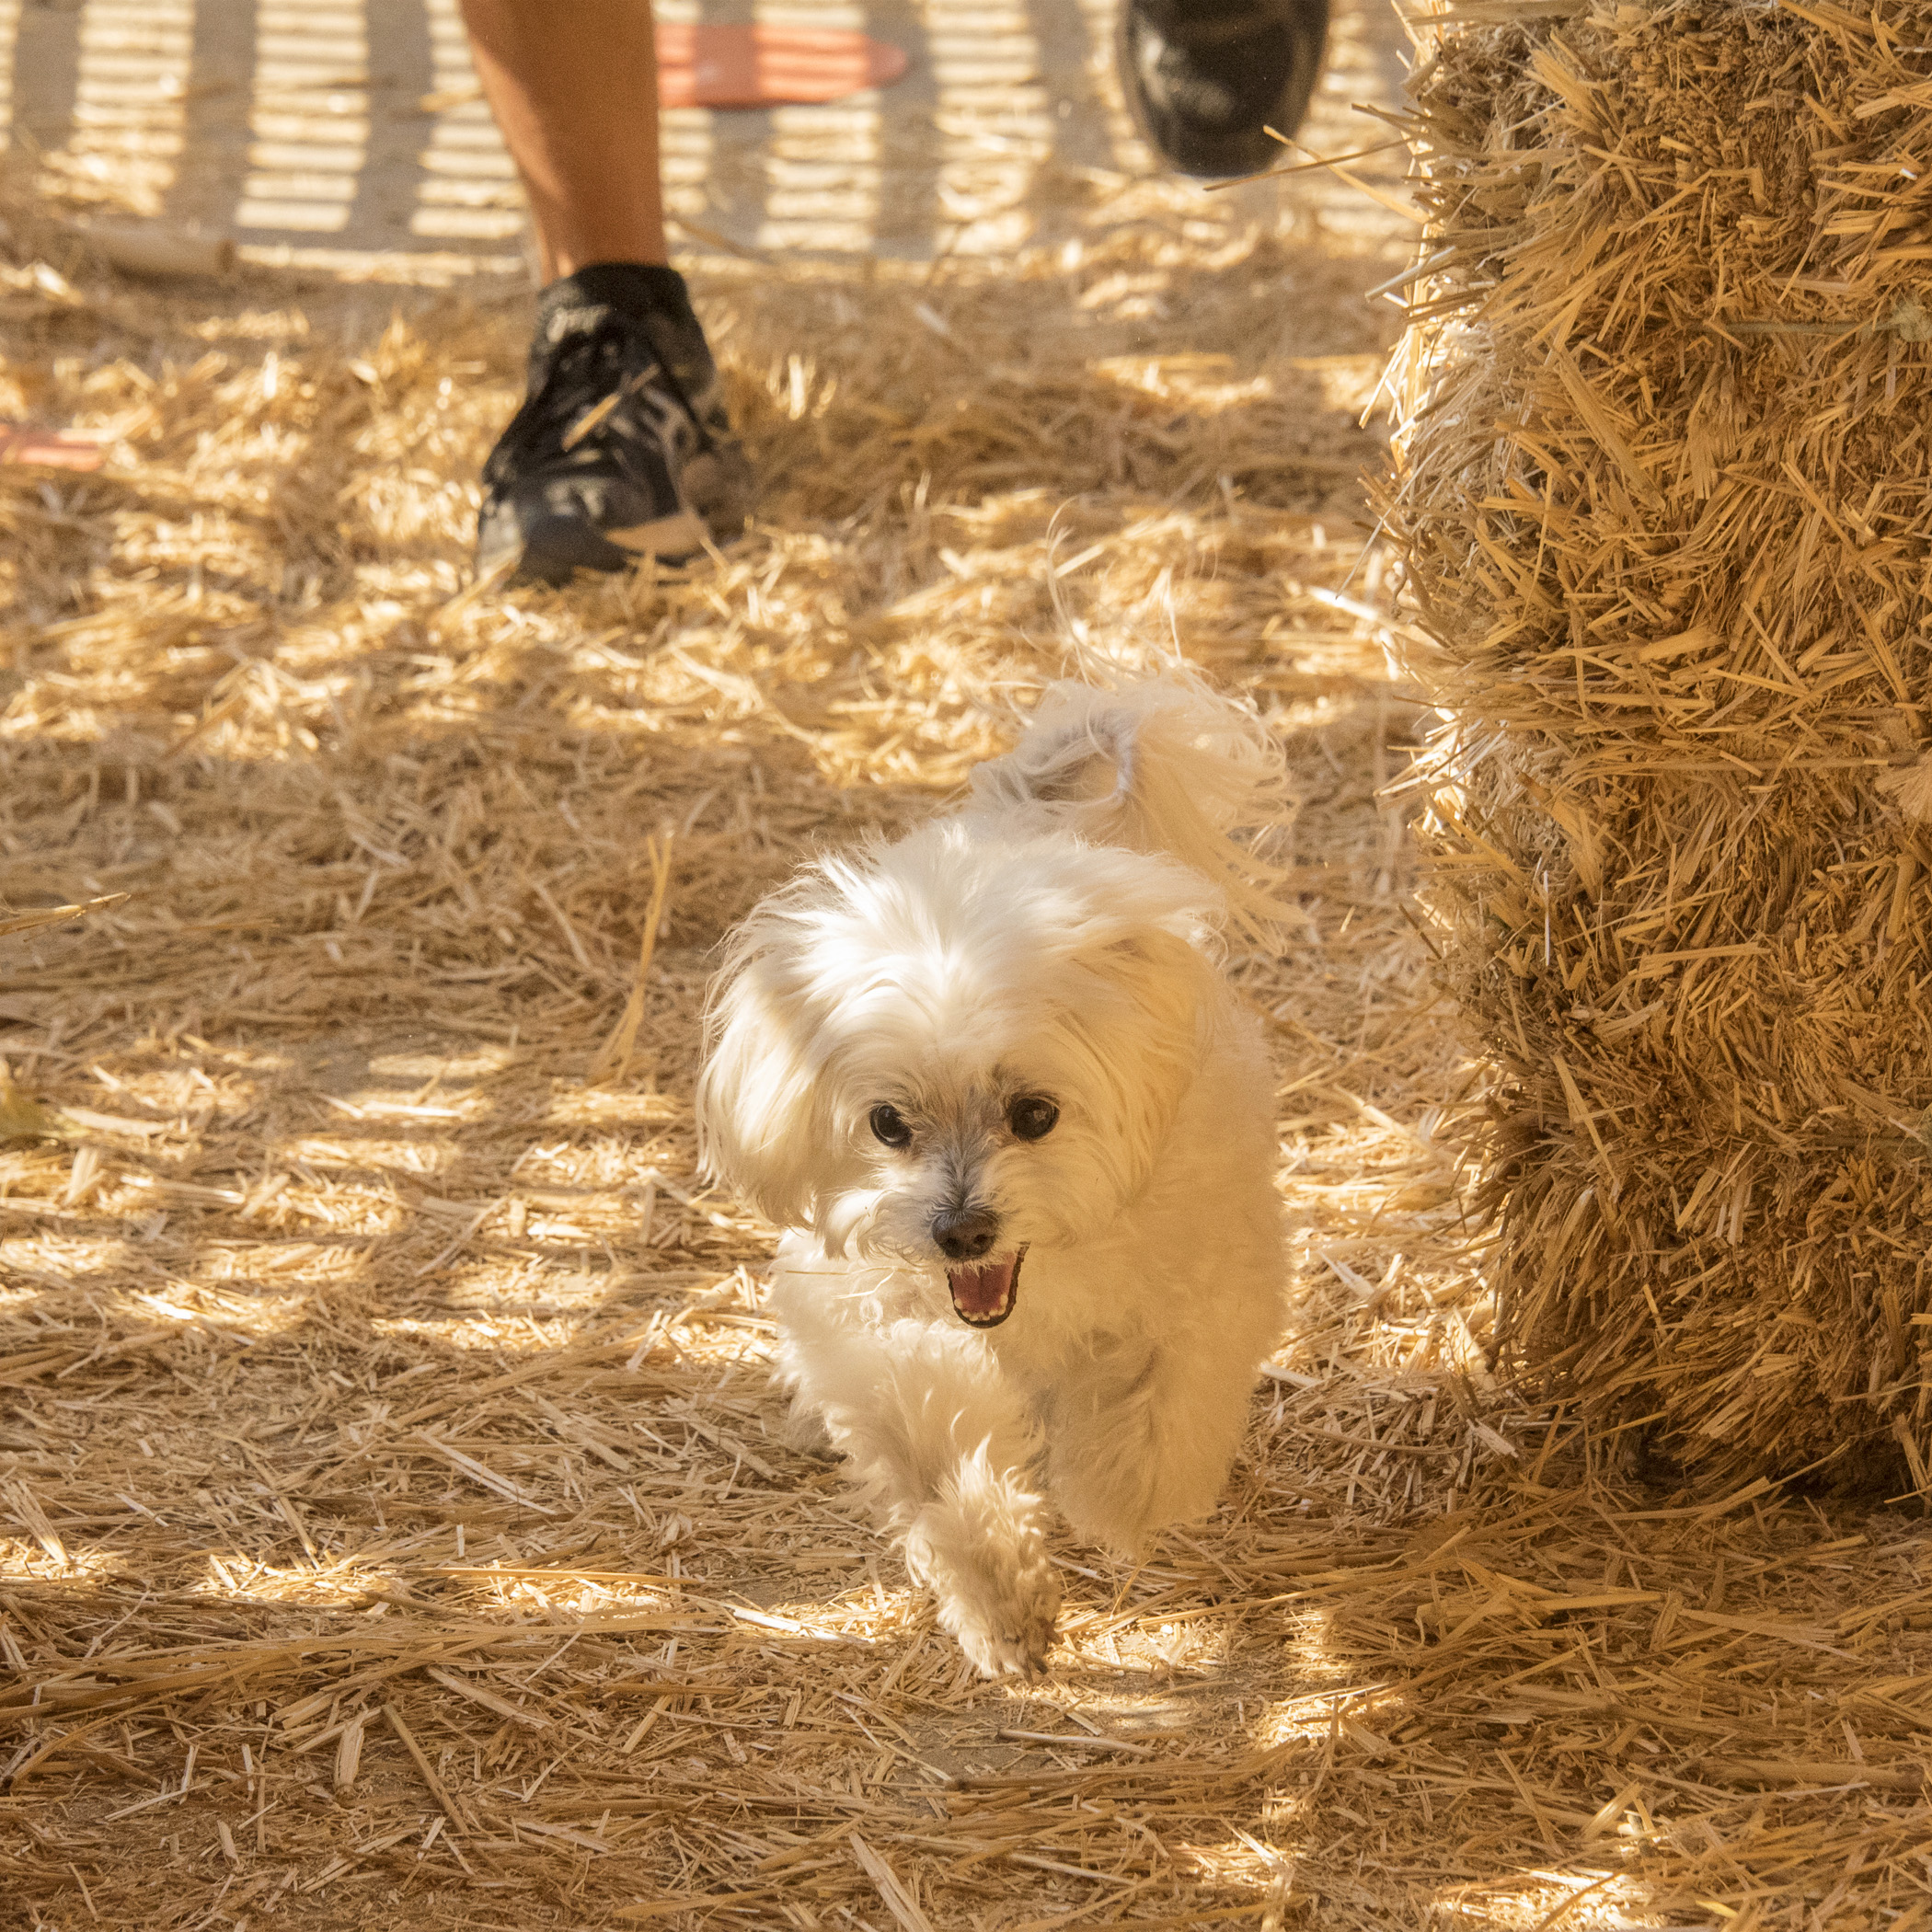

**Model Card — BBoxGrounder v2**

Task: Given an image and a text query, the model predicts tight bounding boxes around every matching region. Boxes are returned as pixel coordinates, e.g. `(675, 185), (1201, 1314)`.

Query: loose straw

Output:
(589, 831), (675, 1087)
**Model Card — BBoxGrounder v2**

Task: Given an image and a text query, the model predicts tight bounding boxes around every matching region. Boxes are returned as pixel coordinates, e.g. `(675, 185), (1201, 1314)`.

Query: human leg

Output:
(460, 0), (669, 279)
(461, 1), (752, 581)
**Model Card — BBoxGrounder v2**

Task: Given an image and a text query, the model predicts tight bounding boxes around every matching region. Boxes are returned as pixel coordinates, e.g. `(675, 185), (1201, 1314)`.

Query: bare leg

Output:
(459, 0), (668, 279)
(460, 0), (751, 583)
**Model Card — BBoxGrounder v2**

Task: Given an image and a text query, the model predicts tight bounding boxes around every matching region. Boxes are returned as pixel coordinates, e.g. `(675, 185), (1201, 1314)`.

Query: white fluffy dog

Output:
(696, 673), (1289, 1676)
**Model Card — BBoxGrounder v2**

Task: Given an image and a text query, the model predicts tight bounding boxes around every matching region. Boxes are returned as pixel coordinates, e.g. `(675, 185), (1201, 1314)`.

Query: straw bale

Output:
(1387, 0), (1932, 1494)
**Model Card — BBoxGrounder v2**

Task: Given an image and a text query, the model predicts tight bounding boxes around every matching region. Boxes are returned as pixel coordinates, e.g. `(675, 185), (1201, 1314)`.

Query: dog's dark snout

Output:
(932, 1205), (999, 1260)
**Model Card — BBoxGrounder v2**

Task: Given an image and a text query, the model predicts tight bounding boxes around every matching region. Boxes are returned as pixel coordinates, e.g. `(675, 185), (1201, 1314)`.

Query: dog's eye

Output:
(1008, 1096), (1059, 1142)
(868, 1103), (913, 1148)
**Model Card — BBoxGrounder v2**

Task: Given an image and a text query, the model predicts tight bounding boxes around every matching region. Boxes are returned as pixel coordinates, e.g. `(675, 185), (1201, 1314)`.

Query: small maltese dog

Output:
(696, 673), (1290, 1676)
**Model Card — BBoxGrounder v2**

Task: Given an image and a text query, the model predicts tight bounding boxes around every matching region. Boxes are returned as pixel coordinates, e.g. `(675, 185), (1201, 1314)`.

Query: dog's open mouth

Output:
(948, 1246), (1027, 1328)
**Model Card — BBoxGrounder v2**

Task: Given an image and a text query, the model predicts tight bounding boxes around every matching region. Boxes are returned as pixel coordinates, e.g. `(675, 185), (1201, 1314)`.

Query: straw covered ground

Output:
(4, 6), (1932, 1927)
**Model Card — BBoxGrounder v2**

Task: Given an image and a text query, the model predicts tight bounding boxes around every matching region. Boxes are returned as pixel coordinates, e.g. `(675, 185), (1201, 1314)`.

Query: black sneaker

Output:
(477, 262), (753, 585)
(1117, 0), (1330, 180)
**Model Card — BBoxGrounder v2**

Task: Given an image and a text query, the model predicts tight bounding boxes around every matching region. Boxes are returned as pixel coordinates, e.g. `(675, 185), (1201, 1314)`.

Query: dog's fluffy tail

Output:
(967, 670), (1294, 947)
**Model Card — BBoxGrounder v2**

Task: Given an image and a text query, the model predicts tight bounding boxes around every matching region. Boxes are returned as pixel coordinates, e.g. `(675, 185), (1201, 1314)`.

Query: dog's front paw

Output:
(951, 1549), (1062, 1681)
(905, 1473), (1061, 1679)
(775, 1396), (837, 1461)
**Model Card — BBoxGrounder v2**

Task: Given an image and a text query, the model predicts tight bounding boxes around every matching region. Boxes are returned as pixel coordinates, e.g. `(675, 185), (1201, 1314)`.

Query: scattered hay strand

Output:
(1388, 0), (1932, 1489)
(851, 1831), (939, 1932)
(590, 832), (676, 1087)
(0, 892), (127, 939)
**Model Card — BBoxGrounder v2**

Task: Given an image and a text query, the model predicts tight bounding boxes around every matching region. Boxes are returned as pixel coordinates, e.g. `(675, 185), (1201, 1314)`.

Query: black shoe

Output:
(477, 263), (753, 585)
(1117, 0), (1330, 180)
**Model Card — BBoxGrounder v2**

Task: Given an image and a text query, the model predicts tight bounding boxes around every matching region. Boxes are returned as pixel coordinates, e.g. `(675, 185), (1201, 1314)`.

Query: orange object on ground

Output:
(0, 425), (105, 471)
(654, 23), (909, 109)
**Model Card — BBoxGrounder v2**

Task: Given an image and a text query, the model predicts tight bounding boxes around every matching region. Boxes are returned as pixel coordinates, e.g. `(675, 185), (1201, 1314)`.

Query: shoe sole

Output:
(479, 508), (710, 588)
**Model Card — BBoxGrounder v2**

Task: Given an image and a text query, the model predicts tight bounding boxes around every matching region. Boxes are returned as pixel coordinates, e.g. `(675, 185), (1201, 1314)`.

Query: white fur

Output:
(696, 672), (1290, 1677)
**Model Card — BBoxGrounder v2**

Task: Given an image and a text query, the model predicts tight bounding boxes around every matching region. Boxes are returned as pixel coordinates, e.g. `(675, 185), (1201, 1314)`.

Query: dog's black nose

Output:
(932, 1205), (999, 1260)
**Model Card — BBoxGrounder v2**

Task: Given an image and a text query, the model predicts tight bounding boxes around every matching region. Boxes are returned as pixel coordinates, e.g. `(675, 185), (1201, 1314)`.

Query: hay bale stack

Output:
(1389, 0), (1932, 1488)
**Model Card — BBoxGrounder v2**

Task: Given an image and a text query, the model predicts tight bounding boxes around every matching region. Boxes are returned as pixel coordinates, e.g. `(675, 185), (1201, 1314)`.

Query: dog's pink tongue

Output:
(948, 1258), (1015, 1319)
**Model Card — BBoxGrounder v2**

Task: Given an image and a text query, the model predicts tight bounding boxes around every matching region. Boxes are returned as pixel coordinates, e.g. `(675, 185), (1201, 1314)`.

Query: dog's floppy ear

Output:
(1034, 914), (1225, 1204)
(696, 902), (830, 1229)
(1098, 924), (1217, 1105)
